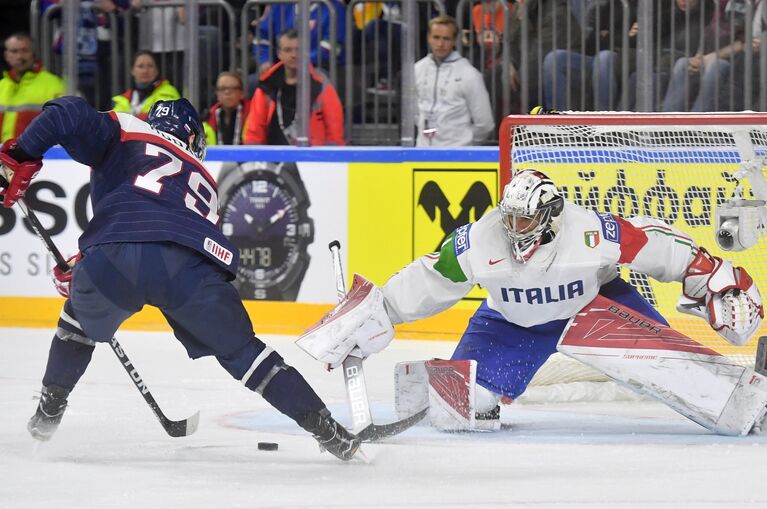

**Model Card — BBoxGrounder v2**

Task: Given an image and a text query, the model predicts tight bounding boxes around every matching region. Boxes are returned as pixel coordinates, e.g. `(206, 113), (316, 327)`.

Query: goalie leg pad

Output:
(562, 295), (767, 435)
(426, 359), (478, 431)
(394, 359), (501, 431)
(394, 360), (429, 421)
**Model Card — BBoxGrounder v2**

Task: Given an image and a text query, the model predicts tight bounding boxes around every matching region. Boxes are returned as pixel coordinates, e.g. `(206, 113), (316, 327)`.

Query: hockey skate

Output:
(474, 405), (501, 431)
(27, 385), (70, 441)
(300, 408), (361, 461)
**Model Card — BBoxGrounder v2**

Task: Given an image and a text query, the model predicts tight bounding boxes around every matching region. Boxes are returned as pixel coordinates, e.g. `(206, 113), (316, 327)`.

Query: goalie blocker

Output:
(296, 274), (394, 367)
(560, 295), (767, 436)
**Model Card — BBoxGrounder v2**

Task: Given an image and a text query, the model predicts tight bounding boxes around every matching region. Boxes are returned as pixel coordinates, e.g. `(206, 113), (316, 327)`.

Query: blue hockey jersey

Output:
(16, 96), (238, 277)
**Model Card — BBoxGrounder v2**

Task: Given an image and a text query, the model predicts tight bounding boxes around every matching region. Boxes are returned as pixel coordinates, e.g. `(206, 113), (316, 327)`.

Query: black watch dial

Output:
(220, 171), (311, 299)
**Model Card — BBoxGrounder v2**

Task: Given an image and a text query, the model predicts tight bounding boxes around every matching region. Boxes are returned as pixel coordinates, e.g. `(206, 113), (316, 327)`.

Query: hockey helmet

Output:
(499, 169), (564, 262)
(147, 98), (207, 161)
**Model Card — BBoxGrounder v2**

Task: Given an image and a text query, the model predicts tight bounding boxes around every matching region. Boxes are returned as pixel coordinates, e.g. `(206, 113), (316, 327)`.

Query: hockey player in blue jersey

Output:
(0, 96), (360, 461)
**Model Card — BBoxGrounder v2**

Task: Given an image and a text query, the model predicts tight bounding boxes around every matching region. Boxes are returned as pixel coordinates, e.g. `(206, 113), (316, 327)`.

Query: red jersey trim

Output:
(108, 111), (217, 189)
(614, 216), (648, 264)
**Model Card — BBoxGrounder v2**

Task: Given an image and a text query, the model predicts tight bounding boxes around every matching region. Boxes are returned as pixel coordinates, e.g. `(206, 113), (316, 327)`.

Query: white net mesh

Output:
(502, 114), (767, 392)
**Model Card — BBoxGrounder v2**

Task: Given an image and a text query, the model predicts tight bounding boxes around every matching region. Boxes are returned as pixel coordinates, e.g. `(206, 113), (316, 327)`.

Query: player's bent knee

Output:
(57, 302), (96, 346)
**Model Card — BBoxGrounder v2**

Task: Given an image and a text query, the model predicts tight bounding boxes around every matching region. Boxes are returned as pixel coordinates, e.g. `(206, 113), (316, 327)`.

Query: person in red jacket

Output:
(243, 29), (344, 146)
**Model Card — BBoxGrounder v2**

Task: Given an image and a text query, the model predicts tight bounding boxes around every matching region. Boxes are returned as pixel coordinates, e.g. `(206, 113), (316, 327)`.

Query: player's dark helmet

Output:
(499, 170), (564, 262)
(147, 98), (207, 161)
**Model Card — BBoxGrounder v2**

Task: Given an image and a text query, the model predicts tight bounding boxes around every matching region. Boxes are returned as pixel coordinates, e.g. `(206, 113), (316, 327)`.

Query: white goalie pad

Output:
(394, 359), (499, 431)
(394, 361), (429, 421)
(560, 295), (767, 436)
(296, 274), (394, 367)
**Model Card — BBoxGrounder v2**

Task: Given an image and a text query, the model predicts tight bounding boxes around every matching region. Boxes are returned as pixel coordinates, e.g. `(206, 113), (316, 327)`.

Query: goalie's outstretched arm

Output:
(382, 230), (475, 324)
(616, 215), (764, 346)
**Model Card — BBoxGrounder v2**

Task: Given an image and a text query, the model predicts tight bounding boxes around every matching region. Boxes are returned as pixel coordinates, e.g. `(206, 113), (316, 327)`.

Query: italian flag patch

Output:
(584, 230), (600, 248)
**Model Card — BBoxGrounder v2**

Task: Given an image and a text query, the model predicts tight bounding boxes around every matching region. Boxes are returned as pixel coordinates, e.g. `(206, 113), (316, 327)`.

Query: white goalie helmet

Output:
(499, 170), (565, 262)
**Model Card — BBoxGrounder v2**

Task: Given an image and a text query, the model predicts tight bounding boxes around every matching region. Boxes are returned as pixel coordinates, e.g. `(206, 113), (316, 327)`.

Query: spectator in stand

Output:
(87, 0), (132, 110)
(205, 71), (250, 145)
(354, 2), (402, 97)
(251, 1), (346, 77)
(43, 0), (131, 110)
(415, 15), (494, 147)
(0, 32), (65, 143)
(619, 0), (715, 111)
(467, 0), (507, 72)
(662, 0), (759, 112)
(112, 51), (180, 120)
(243, 29), (344, 146)
(725, 0), (765, 110)
(134, 0), (185, 93)
(467, 0), (522, 128)
(541, 0), (626, 111)
(500, 0), (586, 112)
(133, 0), (221, 104)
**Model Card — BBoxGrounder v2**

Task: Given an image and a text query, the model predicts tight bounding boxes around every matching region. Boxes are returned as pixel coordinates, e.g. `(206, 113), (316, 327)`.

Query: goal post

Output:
(499, 112), (767, 392)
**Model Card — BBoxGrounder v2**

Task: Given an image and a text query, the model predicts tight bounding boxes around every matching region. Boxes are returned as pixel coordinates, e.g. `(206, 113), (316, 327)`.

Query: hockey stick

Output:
(329, 241), (427, 442)
(1, 175), (199, 437)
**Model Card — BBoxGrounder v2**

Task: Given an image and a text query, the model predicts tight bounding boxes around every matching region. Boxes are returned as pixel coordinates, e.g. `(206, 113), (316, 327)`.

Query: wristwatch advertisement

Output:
(217, 161), (314, 301)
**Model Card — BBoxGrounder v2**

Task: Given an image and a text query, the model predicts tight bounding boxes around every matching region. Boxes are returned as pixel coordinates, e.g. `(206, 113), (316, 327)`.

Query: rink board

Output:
(0, 146), (496, 341)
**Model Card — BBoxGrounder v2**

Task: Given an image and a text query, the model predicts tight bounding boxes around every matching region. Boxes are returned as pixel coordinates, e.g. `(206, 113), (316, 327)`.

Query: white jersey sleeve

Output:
(382, 225), (475, 324)
(615, 215), (697, 282)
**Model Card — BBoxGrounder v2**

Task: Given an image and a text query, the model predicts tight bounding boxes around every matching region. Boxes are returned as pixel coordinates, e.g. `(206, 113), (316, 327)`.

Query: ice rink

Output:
(2, 327), (766, 509)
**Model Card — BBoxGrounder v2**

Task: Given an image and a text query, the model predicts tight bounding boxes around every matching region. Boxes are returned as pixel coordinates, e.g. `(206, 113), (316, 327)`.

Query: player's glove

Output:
(0, 139), (42, 208)
(52, 253), (82, 298)
(295, 274), (394, 368)
(676, 247), (764, 346)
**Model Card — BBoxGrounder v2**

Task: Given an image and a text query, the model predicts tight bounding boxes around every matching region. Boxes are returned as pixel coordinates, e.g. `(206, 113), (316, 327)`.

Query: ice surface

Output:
(1, 328), (766, 509)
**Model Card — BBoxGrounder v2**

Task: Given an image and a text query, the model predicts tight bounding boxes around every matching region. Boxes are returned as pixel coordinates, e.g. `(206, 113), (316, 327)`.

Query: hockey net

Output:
(499, 112), (767, 400)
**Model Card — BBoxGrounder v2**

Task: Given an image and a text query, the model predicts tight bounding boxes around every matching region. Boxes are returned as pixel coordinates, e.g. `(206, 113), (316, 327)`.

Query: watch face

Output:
(220, 170), (312, 299)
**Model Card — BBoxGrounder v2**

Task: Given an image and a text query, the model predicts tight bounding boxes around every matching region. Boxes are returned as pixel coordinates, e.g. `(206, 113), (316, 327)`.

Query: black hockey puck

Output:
(258, 442), (279, 451)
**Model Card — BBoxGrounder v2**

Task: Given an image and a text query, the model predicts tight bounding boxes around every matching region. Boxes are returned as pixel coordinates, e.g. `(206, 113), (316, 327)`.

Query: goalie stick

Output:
(1, 175), (199, 437)
(328, 241), (427, 442)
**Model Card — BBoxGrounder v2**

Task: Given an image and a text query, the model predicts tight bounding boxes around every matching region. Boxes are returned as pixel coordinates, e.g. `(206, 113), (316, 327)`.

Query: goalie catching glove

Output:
(0, 139), (42, 208)
(677, 247), (764, 346)
(296, 274), (394, 368)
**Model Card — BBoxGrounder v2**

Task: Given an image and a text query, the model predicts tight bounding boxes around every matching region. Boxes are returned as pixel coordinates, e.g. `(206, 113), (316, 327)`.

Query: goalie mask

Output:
(499, 170), (564, 262)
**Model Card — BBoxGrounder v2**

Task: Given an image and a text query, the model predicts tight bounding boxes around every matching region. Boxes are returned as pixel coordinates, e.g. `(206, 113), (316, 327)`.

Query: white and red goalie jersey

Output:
(382, 202), (763, 344)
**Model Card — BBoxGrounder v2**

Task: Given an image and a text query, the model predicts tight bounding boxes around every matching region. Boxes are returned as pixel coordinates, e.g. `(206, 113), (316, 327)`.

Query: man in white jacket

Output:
(415, 15), (495, 147)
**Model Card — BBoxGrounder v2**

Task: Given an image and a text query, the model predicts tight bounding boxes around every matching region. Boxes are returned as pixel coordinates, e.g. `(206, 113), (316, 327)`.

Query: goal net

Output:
(499, 112), (767, 398)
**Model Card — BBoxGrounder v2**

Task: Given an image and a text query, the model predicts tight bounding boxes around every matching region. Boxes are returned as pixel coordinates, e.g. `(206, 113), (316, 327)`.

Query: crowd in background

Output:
(1, 0), (765, 147)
